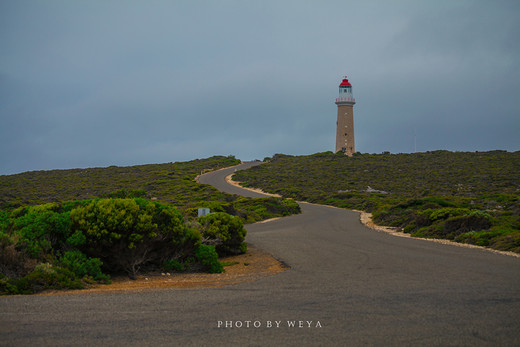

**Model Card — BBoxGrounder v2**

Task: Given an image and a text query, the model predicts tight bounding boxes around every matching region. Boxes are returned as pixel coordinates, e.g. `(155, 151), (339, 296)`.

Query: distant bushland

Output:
(0, 155), (300, 224)
(0, 155), (241, 209)
(233, 150), (520, 253)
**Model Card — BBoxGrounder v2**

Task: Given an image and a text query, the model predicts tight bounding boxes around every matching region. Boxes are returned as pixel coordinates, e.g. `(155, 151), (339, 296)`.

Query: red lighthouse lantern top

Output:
(336, 76), (355, 105)
(339, 77), (352, 87)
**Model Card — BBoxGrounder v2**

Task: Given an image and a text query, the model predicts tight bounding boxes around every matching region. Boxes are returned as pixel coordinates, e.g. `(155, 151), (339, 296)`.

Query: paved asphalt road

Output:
(2, 162), (520, 346)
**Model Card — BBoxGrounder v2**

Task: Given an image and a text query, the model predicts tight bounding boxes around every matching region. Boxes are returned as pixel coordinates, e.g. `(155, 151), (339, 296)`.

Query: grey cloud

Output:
(1, 1), (519, 174)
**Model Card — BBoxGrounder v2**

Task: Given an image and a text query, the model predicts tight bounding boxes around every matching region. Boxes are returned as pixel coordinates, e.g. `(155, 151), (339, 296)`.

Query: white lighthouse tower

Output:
(335, 76), (356, 156)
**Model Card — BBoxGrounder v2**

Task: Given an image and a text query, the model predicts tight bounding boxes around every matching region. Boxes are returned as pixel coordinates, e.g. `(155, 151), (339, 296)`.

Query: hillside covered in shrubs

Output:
(233, 151), (520, 253)
(0, 156), (300, 294)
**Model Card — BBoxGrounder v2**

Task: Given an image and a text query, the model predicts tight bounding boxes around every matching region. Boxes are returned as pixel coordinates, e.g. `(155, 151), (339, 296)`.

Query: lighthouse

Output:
(335, 76), (356, 156)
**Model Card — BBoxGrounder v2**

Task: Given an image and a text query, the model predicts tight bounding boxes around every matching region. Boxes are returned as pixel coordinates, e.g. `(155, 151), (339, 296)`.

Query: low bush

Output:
(443, 211), (492, 237)
(3, 263), (85, 295)
(163, 259), (185, 272)
(60, 251), (109, 282)
(12, 210), (71, 259)
(195, 245), (224, 273)
(489, 232), (520, 253)
(455, 230), (509, 247)
(70, 198), (198, 278)
(197, 212), (247, 255)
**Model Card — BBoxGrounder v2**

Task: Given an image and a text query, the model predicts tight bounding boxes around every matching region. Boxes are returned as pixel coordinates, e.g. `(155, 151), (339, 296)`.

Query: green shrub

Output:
(12, 263), (84, 294)
(0, 216), (40, 279)
(413, 212), (493, 240)
(163, 259), (185, 272)
(195, 245), (224, 273)
(443, 212), (492, 237)
(372, 208), (414, 227)
(488, 232), (520, 253)
(12, 210), (71, 259)
(455, 230), (507, 247)
(281, 198), (300, 215)
(60, 251), (109, 282)
(412, 224), (445, 239)
(107, 189), (147, 199)
(66, 230), (86, 247)
(420, 197), (456, 208)
(70, 198), (198, 278)
(197, 212), (247, 255)
(0, 274), (20, 295)
(427, 208), (472, 222)
(403, 224), (416, 234)
(27, 203), (61, 214)
(239, 242), (248, 254)
(0, 210), (9, 231)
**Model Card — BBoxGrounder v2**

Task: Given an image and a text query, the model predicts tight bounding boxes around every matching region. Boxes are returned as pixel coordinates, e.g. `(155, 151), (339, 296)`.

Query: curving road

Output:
(2, 162), (520, 346)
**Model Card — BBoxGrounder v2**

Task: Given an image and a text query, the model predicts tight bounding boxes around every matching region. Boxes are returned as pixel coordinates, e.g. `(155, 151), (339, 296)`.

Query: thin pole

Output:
(414, 126), (417, 153)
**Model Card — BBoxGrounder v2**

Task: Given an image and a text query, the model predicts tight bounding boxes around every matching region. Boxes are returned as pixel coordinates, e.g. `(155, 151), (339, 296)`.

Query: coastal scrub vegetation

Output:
(233, 150), (520, 253)
(0, 156), (300, 294)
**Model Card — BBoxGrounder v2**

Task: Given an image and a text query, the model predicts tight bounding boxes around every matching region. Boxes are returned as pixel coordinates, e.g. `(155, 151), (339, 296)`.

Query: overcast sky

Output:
(1, 1), (519, 175)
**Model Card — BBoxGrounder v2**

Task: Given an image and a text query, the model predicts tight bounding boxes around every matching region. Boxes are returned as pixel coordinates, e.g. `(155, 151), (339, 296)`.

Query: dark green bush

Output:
(455, 230), (508, 247)
(107, 189), (147, 199)
(163, 259), (185, 272)
(60, 251), (109, 282)
(0, 229), (34, 279)
(407, 211), (493, 240)
(70, 198), (198, 278)
(489, 232), (520, 253)
(373, 208), (414, 227)
(197, 212), (247, 255)
(12, 210), (71, 259)
(281, 197), (300, 212)
(0, 274), (20, 295)
(195, 245), (224, 273)
(413, 224), (445, 239)
(12, 263), (84, 295)
(66, 230), (86, 247)
(443, 211), (492, 238)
